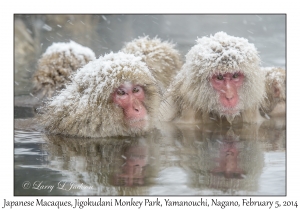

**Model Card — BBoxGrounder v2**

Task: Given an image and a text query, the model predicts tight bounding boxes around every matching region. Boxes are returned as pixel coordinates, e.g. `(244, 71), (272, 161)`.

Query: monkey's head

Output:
(33, 41), (96, 98)
(261, 67), (286, 114)
(171, 32), (265, 120)
(39, 52), (160, 138)
(121, 36), (183, 90)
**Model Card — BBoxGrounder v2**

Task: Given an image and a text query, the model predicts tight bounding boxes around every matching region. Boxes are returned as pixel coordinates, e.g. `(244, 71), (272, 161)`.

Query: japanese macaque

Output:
(121, 36), (183, 90)
(38, 52), (160, 138)
(260, 67), (286, 118)
(160, 32), (265, 124)
(33, 41), (96, 98)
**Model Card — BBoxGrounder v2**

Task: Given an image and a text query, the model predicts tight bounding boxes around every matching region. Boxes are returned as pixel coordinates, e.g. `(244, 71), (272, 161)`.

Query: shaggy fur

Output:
(260, 67), (286, 116)
(33, 41), (96, 98)
(38, 52), (160, 138)
(161, 32), (265, 124)
(121, 36), (182, 90)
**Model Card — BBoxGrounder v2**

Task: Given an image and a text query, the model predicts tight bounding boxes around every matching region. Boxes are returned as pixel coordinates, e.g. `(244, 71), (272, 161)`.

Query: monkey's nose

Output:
(225, 83), (235, 100)
(132, 99), (142, 112)
(225, 92), (234, 100)
(225, 94), (234, 101)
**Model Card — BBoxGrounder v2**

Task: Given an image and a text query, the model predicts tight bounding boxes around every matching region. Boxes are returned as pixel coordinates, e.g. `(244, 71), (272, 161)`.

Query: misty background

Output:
(14, 14), (286, 96)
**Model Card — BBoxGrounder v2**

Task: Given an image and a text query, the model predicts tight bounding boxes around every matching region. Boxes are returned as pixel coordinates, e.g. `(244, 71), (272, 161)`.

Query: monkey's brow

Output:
(142, 83), (154, 87)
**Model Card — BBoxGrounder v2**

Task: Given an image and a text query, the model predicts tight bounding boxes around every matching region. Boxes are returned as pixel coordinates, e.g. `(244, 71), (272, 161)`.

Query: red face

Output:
(210, 141), (244, 179)
(112, 83), (147, 128)
(210, 72), (245, 114)
(113, 146), (147, 186)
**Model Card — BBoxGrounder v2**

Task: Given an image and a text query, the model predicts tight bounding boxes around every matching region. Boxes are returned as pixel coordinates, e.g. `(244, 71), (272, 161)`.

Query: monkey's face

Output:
(112, 82), (148, 129)
(210, 72), (245, 115)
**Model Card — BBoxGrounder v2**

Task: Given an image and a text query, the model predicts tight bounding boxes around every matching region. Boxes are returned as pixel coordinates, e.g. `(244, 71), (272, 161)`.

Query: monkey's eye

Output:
(117, 89), (126, 95)
(217, 74), (224, 80)
(133, 87), (140, 93)
(233, 73), (239, 78)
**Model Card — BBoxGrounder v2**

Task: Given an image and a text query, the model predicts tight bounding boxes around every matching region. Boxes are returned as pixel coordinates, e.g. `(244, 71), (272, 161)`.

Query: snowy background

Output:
(14, 14), (285, 96)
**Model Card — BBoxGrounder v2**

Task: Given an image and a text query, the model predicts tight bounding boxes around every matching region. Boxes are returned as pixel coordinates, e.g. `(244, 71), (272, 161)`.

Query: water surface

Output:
(14, 115), (286, 196)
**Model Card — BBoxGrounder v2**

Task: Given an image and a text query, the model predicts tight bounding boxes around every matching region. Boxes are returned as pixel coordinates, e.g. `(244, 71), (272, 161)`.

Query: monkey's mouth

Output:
(219, 103), (243, 116)
(127, 118), (148, 128)
(220, 107), (239, 116)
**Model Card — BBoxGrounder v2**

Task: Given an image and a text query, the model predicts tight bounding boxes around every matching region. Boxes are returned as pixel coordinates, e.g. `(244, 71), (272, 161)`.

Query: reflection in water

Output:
(203, 128), (263, 194)
(113, 145), (148, 186)
(14, 117), (285, 195)
(161, 122), (264, 195)
(43, 134), (160, 195)
(209, 130), (245, 179)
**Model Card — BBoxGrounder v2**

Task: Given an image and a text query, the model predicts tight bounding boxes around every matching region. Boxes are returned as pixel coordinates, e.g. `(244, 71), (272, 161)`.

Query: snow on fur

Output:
(38, 52), (160, 138)
(260, 67), (286, 114)
(121, 36), (182, 90)
(43, 40), (96, 63)
(179, 31), (260, 78)
(261, 67), (286, 87)
(33, 41), (96, 98)
(167, 32), (265, 118)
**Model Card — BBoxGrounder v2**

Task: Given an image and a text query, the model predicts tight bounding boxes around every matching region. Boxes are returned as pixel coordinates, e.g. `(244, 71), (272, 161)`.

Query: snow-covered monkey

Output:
(160, 32), (266, 124)
(260, 67), (286, 118)
(121, 36), (183, 91)
(38, 52), (160, 138)
(33, 41), (96, 98)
